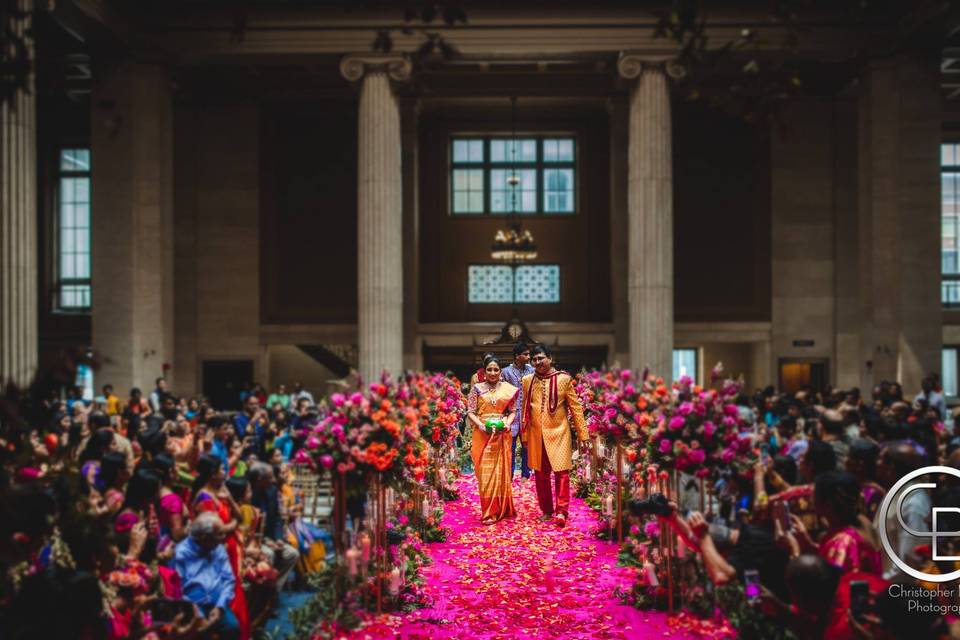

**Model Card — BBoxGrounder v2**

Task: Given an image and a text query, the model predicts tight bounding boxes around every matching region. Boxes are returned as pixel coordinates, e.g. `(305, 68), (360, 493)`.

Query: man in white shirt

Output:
(875, 441), (930, 581)
(913, 376), (947, 421)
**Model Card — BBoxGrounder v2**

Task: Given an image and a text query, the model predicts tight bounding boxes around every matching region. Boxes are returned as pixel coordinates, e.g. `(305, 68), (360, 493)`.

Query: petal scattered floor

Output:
(351, 475), (686, 639)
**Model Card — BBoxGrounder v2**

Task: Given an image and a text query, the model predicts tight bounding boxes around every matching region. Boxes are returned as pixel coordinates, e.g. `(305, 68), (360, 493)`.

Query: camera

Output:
(627, 493), (673, 518)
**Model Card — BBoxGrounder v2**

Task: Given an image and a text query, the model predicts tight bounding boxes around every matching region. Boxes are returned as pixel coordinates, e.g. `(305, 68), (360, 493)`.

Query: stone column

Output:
(0, 1), (38, 387)
(857, 55), (941, 394)
(341, 54), (411, 382)
(91, 63), (175, 389)
(618, 53), (675, 380)
(400, 98), (421, 370)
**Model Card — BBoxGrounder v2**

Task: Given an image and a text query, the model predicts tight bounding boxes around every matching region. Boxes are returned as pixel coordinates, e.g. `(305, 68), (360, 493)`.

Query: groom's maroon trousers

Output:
(534, 439), (570, 517)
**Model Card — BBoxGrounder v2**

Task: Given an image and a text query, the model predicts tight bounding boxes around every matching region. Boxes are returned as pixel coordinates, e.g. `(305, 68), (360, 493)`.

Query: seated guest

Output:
(172, 512), (240, 639)
(247, 463), (300, 589)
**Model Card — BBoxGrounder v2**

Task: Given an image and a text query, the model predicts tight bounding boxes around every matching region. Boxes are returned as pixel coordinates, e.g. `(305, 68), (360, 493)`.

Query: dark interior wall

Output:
(418, 103), (612, 323)
(36, 90), (91, 368)
(256, 96), (771, 327)
(673, 101), (772, 321)
(260, 101), (358, 324)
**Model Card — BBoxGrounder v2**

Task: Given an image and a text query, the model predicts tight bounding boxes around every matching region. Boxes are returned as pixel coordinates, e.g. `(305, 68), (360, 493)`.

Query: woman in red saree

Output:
(782, 471), (882, 576)
(191, 454), (250, 639)
(467, 355), (519, 525)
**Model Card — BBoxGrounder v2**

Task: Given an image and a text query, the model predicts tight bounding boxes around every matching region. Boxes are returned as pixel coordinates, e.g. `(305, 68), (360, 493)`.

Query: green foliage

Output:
(285, 565), (361, 640)
(714, 583), (798, 640)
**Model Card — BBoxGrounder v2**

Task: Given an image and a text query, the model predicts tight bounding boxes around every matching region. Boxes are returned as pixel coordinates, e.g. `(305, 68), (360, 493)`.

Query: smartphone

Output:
(146, 598), (195, 624)
(743, 569), (761, 603)
(758, 442), (770, 462)
(778, 500), (792, 533)
(850, 580), (869, 621)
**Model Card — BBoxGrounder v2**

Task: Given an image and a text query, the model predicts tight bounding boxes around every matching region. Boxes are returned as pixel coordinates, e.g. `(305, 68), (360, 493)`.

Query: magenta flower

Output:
(703, 420), (716, 437)
(319, 454), (335, 469)
(678, 402), (693, 416)
(668, 415), (685, 430)
(331, 393), (346, 407)
(305, 436), (320, 450)
(644, 521), (660, 538)
(349, 392), (364, 405)
(723, 404), (739, 417)
(659, 438), (673, 453)
(688, 449), (706, 465)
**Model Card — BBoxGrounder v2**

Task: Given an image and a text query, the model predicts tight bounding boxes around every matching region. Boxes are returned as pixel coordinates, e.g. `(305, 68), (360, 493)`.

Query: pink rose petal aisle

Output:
(349, 475), (682, 639)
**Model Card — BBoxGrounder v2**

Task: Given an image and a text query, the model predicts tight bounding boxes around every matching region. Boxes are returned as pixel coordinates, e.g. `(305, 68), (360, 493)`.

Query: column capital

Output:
(340, 53), (413, 82)
(617, 52), (686, 81)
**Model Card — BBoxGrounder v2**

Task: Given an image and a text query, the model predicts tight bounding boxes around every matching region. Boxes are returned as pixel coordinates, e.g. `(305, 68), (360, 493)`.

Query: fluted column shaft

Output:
(342, 55), (410, 381)
(0, 1), (38, 387)
(621, 55), (674, 380)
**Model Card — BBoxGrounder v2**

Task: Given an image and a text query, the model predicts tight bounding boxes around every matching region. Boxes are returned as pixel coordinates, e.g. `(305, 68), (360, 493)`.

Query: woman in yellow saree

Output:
(467, 355), (519, 525)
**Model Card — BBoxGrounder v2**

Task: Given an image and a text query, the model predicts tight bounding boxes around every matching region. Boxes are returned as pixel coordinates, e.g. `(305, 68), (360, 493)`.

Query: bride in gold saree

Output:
(467, 354), (519, 525)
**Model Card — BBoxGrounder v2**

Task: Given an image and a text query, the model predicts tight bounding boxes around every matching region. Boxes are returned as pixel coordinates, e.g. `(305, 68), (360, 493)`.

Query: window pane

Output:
(57, 149), (92, 311)
(60, 284), (91, 309)
(75, 203), (90, 227)
(944, 144), (957, 167)
(74, 178), (89, 203)
(76, 253), (90, 279)
(490, 139), (537, 163)
(61, 202), (75, 228)
(544, 138), (574, 162)
(490, 169), (536, 213)
(60, 149), (90, 171)
(515, 265), (560, 302)
(543, 168), (574, 212)
(944, 250), (958, 274)
(943, 281), (960, 305)
(453, 140), (469, 163)
(452, 139), (482, 163)
(452, 169), (484, 214)
(468, 265), (514, 303)
(61, 177), (75, 203)
(468, 193), (483, 212)
(944, 349), (958, 397)
(673, 349), (698, 384)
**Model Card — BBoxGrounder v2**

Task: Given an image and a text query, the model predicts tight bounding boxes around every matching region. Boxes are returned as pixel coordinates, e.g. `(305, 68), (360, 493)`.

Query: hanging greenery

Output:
(371, 2), (465, 63)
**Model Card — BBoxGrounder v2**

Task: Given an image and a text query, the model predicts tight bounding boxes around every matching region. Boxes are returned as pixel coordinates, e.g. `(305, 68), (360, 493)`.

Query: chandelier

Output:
(490, 96), (537, 263)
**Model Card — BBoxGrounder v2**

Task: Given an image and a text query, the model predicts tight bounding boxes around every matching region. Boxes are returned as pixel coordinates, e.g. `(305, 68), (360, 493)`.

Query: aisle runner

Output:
(354, 476), (682, 639)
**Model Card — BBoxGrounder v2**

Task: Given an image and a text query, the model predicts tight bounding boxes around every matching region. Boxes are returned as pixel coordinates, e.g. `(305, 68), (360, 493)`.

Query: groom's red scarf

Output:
(523, 370), (567, 425)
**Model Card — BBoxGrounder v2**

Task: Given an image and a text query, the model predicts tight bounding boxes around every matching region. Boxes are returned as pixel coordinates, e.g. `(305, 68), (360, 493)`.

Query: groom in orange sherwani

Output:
(521, 344), (588, 527)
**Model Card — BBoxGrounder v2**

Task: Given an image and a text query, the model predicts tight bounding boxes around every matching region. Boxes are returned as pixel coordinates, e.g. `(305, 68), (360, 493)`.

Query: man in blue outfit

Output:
(500, 341), (534, 479)
(172, 512), (240, 639)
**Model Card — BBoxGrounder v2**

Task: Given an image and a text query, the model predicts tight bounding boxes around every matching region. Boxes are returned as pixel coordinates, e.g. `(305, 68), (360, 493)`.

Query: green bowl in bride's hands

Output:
(484, 418), (506, 433)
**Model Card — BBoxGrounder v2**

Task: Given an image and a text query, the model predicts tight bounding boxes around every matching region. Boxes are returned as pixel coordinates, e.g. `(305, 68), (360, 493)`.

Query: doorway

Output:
(202, 360), (254, 412)
(778, 359), (828, 394)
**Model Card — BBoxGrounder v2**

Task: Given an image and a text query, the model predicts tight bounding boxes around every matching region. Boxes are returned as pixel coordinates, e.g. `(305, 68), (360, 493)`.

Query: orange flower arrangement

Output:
(364, 442), (399, 471)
